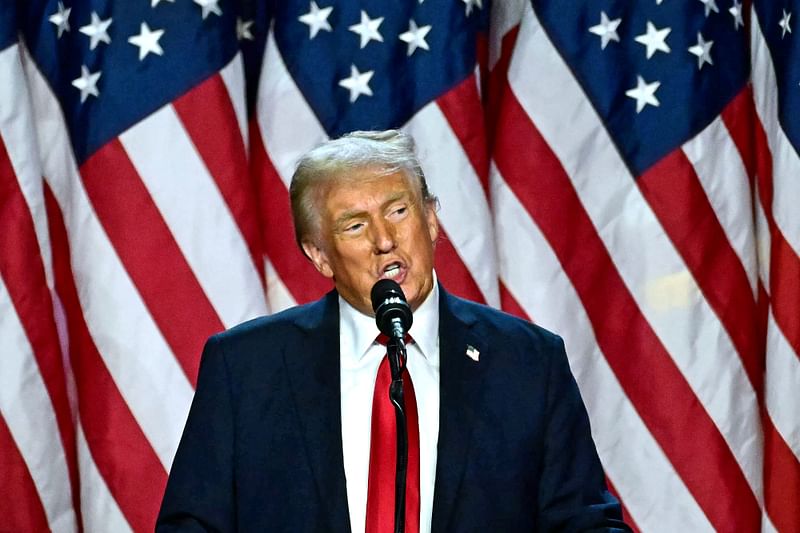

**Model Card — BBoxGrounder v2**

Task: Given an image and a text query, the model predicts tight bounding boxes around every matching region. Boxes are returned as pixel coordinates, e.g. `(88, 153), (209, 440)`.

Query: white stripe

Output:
(77, 424), (132, 533)
(509, 3), (763, 498)
(762, 513), (780, 533)
(764, 310), (800, 459)
(751, 11), (800, 259)
(488, 0), (525, 68)
(752, 5), (800, 474)
(219, 53), (249, 151)
(405, 104), (500, 306)
(0, 44), (55, 292)
(683, 117), (758, 294)
(23, 48), (193, 472)
(119, 104), (267, 330)
(265, 256), (297, 313)
(257, 29), (327, 186)
(491, 167), (714, 532)
(52, 292), (79, 433)
(256, 30), (329, 310)
(0, 276), (77, 533)
(754, 185), (771, 290)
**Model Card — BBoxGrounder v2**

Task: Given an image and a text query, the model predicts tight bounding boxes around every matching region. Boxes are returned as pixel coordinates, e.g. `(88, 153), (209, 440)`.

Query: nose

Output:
(372, 218), (397, 254)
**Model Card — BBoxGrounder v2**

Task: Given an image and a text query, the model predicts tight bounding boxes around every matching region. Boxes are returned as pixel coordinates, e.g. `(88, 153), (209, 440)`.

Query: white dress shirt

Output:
(340, 282), (440, 533)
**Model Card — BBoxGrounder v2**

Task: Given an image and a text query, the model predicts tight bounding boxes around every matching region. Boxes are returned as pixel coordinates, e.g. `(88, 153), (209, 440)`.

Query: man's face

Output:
(302, 167), (439, 316)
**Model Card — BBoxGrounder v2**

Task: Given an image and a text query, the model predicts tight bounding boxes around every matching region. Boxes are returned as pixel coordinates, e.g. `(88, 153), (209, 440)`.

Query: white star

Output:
(729, 0), (744, 29)
(588, 11), (621, 50)
(348, 10), (384, 49)
(79, 12), (112, 50)
(698, 0), (719, 17)
(462, 0), (483, 16)
(194, 0), (222, 20)
(625, 75), (660, 113)
(656, 0), (665, 4)
(151, 0), (175, 6)
(48, 2), (71, 38)
(236, 18), (254, 41)
(71, 65), (101, 103)
(399, 19), (431, 56)
(688, 32), (714, 70)
(635, 21), (671, 59)
(128, 22), (164, 61)
(779, 10), (792, 38)
(338, 64), (374, 103)
(298, 2), (333, 39)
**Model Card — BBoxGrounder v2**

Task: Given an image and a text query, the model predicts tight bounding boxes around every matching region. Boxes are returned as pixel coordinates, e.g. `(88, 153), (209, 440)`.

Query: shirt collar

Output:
(339, 272), (440, 364)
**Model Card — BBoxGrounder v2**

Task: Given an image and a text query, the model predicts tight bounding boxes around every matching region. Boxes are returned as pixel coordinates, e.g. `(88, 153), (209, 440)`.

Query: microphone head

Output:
(371, 279), (413, 337)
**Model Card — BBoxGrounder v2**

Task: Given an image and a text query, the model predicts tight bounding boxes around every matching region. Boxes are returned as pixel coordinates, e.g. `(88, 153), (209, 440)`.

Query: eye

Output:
(389, 205), (408, 219)
(344, 222), (364, 233)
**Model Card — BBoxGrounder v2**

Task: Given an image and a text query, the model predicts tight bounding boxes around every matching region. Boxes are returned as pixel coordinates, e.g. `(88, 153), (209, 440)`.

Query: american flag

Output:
(0, 0), (797, 531)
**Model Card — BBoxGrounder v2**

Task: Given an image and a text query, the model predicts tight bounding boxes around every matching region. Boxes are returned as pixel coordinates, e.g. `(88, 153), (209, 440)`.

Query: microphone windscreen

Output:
(371, 279), (405, 313)
(371, 279), (413, 336)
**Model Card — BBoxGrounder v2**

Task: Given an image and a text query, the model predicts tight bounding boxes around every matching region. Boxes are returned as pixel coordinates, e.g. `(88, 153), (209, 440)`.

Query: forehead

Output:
(321, 167), (420, 211)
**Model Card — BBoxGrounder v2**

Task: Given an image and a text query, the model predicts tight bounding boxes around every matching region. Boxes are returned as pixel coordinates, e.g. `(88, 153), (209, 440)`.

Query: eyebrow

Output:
(333, 191), (409, 228)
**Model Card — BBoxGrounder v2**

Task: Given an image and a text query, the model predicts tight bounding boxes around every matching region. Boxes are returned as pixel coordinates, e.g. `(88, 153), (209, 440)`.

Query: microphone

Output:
(371, 279), (413, 340)
(371, 278), (412, 533)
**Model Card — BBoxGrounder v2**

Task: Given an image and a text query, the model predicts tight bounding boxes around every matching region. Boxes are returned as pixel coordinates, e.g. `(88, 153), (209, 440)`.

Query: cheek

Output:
(334, 241), (372, 270)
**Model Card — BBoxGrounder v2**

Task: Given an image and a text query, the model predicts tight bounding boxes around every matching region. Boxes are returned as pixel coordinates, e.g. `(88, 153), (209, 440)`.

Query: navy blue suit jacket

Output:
(157, 288), (628, 532)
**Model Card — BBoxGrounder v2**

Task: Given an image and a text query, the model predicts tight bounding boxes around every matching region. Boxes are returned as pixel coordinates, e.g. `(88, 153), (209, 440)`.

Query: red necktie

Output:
(365, 339), (420, 533)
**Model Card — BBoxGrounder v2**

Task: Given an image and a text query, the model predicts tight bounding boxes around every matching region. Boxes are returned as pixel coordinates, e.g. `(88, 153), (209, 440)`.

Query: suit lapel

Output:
(431, 289), (486, 533)
(284, 291), (351, 533)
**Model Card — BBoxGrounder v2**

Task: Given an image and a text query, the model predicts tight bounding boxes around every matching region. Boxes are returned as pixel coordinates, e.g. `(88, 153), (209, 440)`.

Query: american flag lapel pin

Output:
(465, 344), (480, 362)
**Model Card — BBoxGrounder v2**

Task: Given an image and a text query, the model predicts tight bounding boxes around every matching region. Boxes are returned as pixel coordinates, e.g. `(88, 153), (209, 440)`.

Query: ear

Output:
(425, 204), (439, 246)
(301, 240), (334, 279)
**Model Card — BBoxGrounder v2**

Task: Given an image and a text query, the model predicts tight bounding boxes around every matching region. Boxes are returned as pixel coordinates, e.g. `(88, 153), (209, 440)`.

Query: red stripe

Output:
(435, 74), (499, 303)
(0, 414), (49, 532)
(44, 184), (168, 533)
(637, 147), (764, 395)
(436, 75), (490, 195)
(726, 90), (800, 361)
(486, 27), (520, 151)
(768, 232), (800, 355)
(250, 122), (332, 304)
(744, 104), (800, 531)
(80, 139), (225, 385)
(172, 74), (265, 288)
(0, 136), (81, 524)
(751, 284), (798, 533)
(487, 24), (669, 527)
(499, 280), (530, 321)
(493, 88), (760, 531)
(720, 88), (756, 186)
(433, 228), (485, 304)
(753, 117), (800, 355)
(763, 412), (800, 533)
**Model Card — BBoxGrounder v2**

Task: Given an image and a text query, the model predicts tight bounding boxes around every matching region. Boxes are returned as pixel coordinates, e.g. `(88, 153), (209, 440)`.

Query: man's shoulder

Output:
(444, 290), (563, 349)
(210, 292), (333, 348)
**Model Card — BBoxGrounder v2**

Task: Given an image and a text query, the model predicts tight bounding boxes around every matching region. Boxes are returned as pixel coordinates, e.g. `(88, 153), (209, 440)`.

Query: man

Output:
(157, 130), (629, 532)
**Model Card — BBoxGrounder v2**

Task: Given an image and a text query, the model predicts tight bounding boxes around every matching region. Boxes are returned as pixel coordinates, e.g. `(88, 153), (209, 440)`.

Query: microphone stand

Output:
(387, 334), (408, 533)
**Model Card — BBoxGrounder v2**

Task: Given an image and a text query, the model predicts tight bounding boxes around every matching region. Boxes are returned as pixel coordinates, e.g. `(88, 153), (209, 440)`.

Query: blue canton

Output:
(19, 0), (240, 165)
(754, 0), (800, 154)
(273, 0), (488, 138)
(534, 0), (750, 176)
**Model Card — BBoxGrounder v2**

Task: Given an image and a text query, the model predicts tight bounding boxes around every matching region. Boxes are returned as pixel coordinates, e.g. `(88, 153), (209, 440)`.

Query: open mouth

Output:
(381, 262), (403, 280)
